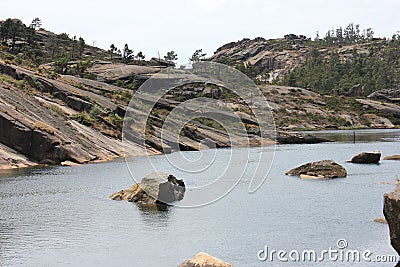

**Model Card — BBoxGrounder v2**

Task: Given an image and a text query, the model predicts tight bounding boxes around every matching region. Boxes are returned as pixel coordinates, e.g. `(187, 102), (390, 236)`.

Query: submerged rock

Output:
(384, 185), (400, 262)
(110, 172), (185, 205)
(384, 155), (400, 161)
(286, 160), (347, 179)
(350, 151), (381, 164)
(178, 252), (234, 267)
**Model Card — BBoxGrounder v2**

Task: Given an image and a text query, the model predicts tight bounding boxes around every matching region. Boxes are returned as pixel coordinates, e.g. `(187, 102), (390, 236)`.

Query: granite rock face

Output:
(384, 185), (400, 263)
(286, 160), (347, 179)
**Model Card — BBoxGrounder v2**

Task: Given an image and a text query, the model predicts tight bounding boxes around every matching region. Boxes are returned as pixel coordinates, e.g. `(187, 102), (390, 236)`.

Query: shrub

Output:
(71, 112), (96, 126)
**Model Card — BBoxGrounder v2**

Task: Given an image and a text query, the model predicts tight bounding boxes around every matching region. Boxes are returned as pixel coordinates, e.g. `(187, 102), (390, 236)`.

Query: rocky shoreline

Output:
(1, 59), (399, 170)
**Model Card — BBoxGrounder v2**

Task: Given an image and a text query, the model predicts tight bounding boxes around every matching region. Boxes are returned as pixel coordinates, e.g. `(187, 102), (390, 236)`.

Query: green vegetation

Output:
(189, 49), (207, 63)
(71, 112), (97, 127)
(281, 38), (400, 94)
(164, 51), (178, 62)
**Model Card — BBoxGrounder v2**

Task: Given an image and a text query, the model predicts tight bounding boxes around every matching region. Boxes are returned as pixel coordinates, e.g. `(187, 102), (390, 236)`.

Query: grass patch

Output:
(34, 121), (55, 135)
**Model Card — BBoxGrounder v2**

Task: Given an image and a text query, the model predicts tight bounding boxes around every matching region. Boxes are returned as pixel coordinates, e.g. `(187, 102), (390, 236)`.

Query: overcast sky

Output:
(1, 0), (399, 65)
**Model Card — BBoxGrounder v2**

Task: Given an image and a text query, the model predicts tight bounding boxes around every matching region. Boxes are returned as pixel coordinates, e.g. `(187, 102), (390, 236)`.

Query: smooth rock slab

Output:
(178, 252), (234, 267)
(350, 151), (381, 164)
(286, 160), (347, 179)
(110, 172), (185, 205)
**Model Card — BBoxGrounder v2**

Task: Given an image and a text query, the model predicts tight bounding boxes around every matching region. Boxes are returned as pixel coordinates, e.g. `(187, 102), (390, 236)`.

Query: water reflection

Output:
(304, 129), (400, 143)
(0, 165), (63, 179)
(137, 203), (171, 227)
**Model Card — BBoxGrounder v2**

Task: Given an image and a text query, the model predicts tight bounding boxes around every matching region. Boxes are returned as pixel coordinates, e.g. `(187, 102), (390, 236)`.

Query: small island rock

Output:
(178, 252), (234, 267)
(286, 160), (347, 179)
(110, 172), (185, 205)
(350, 151), (381, 164)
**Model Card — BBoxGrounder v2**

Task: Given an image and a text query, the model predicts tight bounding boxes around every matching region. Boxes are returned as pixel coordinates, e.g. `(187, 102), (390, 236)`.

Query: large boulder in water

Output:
(285, 160), (347, 179)
(277, 132), (332, 144)
(350, 151), (381, 164)
(384, 184), (400, 263)
(110, 172), (185, 205)
(178, 252), (234, 267)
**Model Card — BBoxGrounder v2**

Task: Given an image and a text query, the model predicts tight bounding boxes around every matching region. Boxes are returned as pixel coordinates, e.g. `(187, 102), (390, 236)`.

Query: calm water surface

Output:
(1, 129), (400, 266)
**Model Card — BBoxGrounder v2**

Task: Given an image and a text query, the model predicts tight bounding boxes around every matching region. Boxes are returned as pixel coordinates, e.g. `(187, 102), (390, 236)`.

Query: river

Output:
(1, 129), (399, 266)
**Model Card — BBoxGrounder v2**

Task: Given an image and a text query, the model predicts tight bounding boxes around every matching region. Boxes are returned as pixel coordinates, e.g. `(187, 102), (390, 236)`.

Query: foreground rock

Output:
(110, 172), (185, 205)
(384, 155), (400, 161)
(178, 252), (234, 267)
(286, 160), (347, 179)
(277, 132), (333, 144)
(350, 151), (381, 164)
(384, 185), (400, 262)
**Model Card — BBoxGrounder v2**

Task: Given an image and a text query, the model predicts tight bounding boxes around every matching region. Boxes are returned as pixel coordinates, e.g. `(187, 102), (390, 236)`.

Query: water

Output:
(1, 129), (400, 266)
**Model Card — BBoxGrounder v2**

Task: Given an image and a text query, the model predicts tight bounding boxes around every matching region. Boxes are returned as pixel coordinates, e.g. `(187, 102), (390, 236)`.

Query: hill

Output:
(0, 18), (399, 169)
(211, 23), (400, 96)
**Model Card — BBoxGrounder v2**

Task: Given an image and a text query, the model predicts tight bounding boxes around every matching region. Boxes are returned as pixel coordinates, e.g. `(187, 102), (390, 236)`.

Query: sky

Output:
(1, 0), (399, 65)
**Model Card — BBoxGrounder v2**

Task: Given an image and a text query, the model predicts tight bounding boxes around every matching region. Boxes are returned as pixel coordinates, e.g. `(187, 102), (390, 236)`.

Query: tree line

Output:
(281, 34), (400, 94)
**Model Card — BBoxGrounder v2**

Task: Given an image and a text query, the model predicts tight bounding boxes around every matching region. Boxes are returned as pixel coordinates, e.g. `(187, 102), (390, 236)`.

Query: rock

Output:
(286, 160), (347, 179)
(65, 96), (93, 112)
(368, 89), (400, 103)
(373, 217), (388, 224)
(277, 132), (333, 144)
(350, 151), (381, 164)
(362, 114), (394, 129)
(150, 57), (175, 67)
(342, 84), (364, 97)
(178, 252), (234, 267)
(110, 172), (185, 205)
(88, 62), (158, 82)
(384, 185), (400, 260)
(384, 155), (400, 161)
(61, 161), (80, 167)
(356, 99), (400, 119)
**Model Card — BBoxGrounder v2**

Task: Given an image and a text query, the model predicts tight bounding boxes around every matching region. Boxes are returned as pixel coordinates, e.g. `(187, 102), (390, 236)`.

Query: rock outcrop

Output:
(286, 160), (347, 179)
(110, 172), (185, 205)
(343, 84), (364, 97)
(384, 185), (400, 262)
(350, 151), (381, 164)
(368, 89), (400, 103)
(384, 155), (400, 161)
(178, 252), (234, 267)
(356, 99), (400, 119)
(277, 132), (333, 144)
(362, 114), (395, 129)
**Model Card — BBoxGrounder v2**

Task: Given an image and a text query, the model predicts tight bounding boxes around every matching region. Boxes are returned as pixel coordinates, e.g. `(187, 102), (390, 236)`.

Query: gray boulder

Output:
(286, 160), (347, 179)
(110, 172), (185, 205)
(350, 151), (381, 164)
